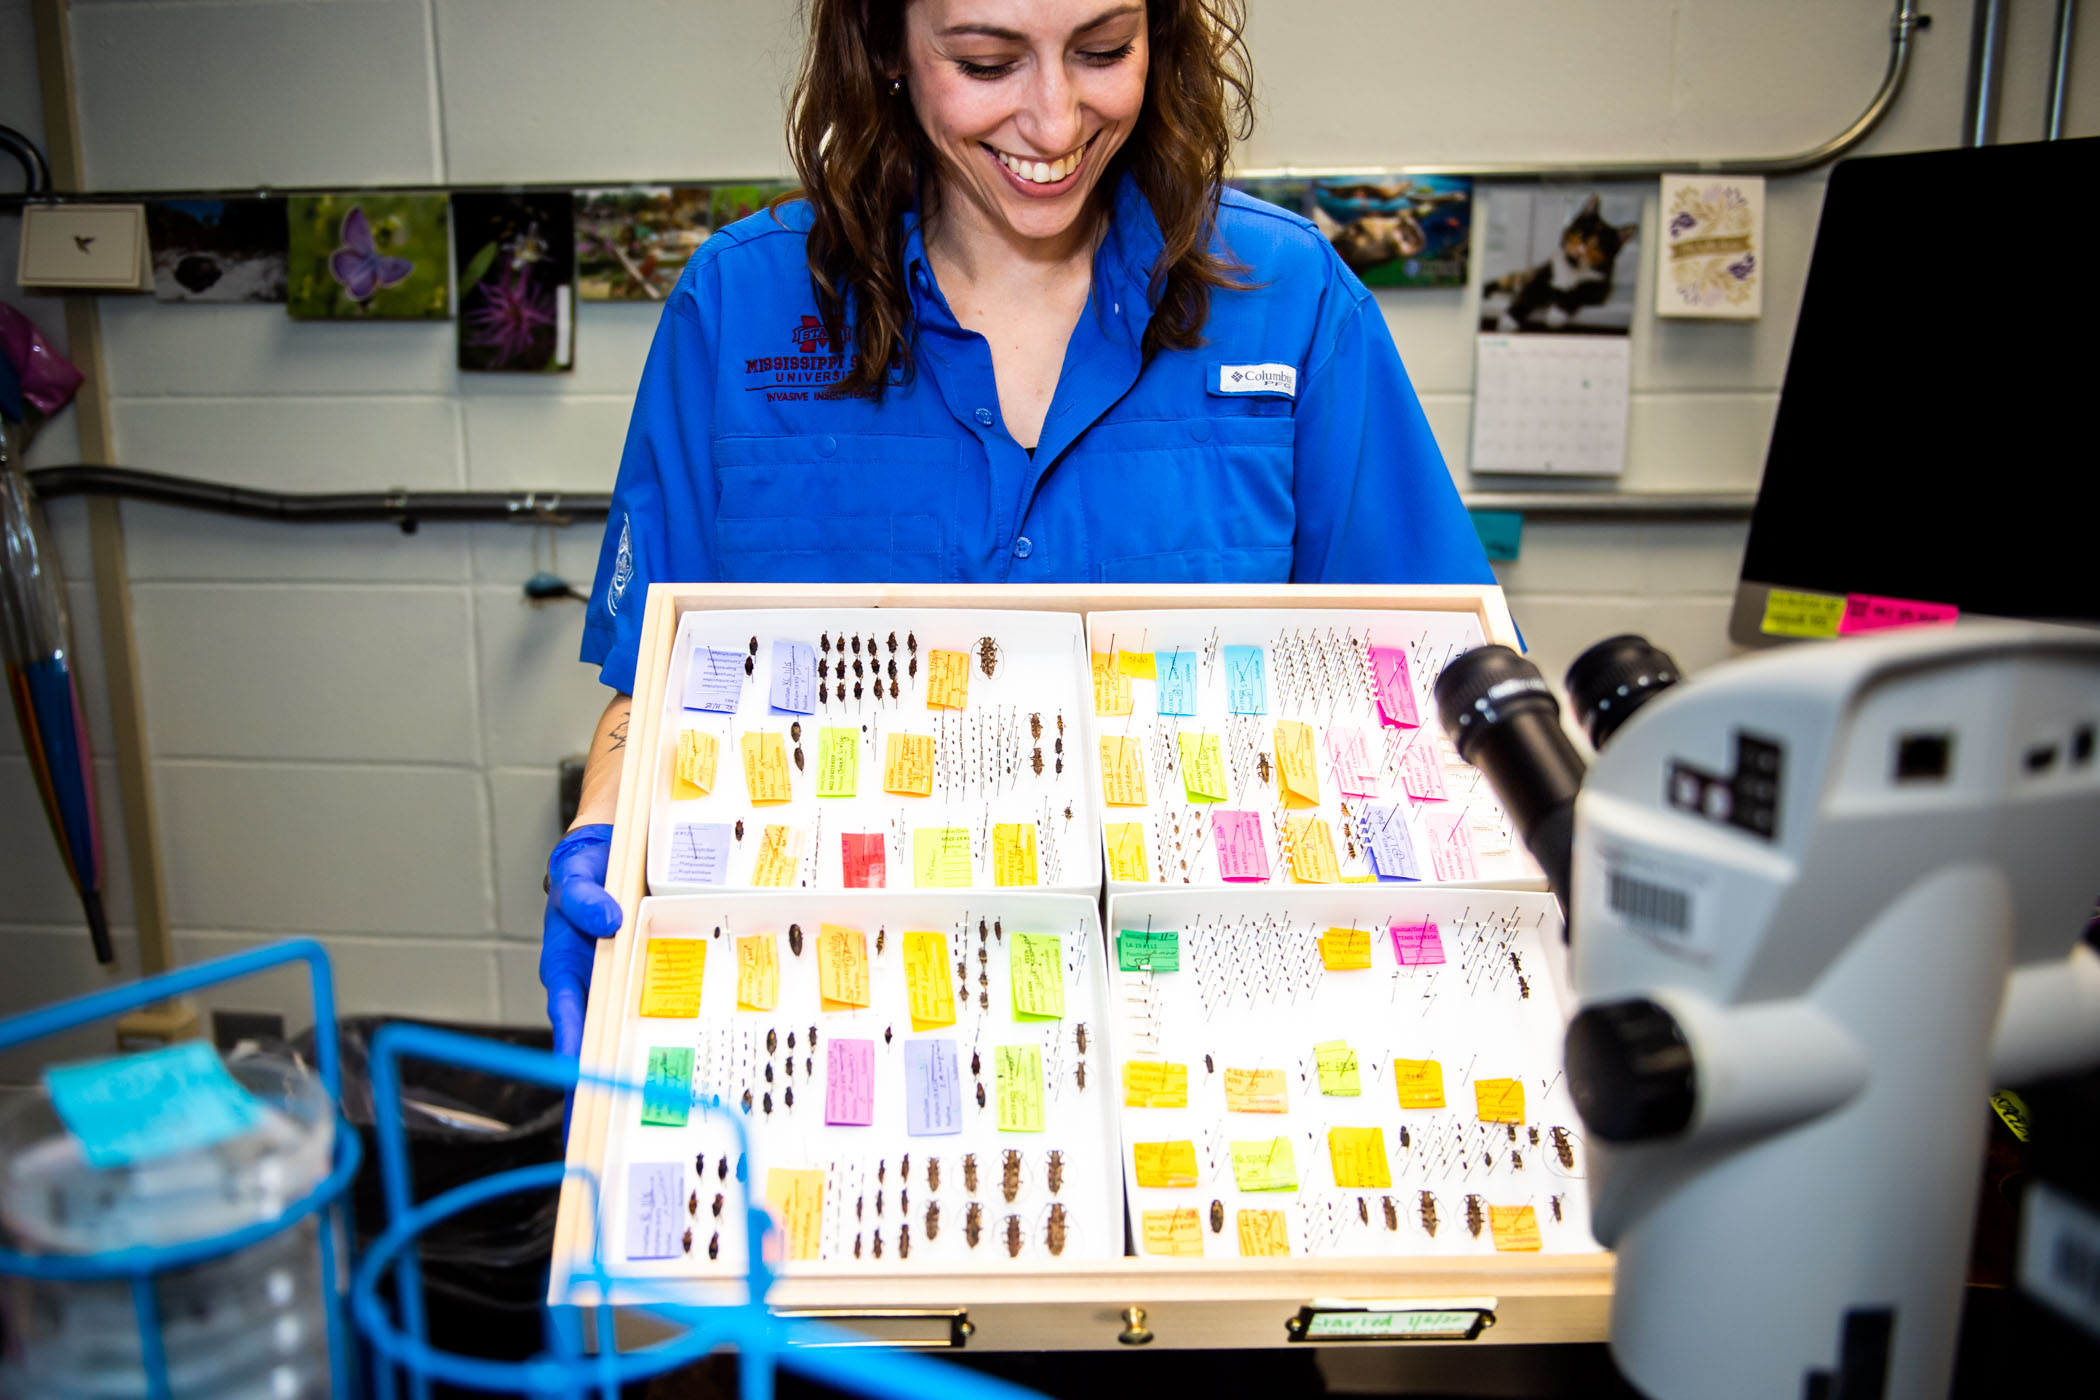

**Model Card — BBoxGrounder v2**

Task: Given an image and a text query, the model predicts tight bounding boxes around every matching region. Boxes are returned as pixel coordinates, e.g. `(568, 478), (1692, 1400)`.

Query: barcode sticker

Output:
(2020, 1182), (2100, 1339)
(1607, 870), (1691, 933)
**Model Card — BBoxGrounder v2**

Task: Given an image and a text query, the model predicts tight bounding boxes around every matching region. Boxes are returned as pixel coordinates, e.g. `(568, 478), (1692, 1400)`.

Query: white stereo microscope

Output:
(1436, 623), (2100, 1400)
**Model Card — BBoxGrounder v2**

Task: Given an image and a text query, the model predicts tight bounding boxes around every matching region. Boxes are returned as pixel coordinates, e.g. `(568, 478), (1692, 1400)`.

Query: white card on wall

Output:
(18, 204), (151, 291)
(1469, 334), (1630, 477)
(1656, 174), (1764, 319)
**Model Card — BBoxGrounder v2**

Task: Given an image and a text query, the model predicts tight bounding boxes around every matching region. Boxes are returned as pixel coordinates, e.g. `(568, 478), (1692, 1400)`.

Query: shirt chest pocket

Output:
(712, 433), (959, 582)
(1074, 415), (1296, 582)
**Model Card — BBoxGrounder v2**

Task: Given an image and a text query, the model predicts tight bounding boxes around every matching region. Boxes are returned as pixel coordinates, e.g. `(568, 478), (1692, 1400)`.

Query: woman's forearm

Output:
(571, 692), (633, 831)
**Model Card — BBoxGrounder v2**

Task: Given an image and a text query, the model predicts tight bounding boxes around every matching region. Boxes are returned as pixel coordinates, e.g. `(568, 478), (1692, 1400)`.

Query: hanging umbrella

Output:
(1, 424), (111, 963)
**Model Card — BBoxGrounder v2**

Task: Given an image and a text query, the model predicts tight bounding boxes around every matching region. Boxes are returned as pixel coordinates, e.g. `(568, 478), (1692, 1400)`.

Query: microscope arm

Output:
(1990, 943), (2100, 1086)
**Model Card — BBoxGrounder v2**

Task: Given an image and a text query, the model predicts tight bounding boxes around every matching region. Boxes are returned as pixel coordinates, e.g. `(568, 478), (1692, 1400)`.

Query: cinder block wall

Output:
(0, 0), (2092, 1052)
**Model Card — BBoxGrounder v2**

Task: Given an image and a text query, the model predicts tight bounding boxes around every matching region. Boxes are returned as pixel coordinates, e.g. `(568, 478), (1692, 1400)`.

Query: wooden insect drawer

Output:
(554, 582), (1610, 1351)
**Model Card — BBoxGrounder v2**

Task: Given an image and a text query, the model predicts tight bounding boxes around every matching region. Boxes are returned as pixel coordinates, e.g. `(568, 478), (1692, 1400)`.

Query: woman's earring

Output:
(890, 77), (903, 96)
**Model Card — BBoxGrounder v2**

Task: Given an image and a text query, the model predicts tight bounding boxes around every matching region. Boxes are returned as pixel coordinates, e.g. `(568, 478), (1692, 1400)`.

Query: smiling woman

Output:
(546, 0), (1497, 1061)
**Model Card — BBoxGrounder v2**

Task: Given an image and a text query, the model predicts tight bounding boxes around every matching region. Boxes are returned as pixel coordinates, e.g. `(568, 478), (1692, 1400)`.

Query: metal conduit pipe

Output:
(2050, 0), (2080, 140)
(27, 465), (1758, 526)
(1966, 0), (2009, 146)
(0, 0), (1928, 209)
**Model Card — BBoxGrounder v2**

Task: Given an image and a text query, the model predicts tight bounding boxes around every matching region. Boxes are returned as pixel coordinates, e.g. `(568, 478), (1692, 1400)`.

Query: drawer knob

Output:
(1117, 1307), (1154, 1346)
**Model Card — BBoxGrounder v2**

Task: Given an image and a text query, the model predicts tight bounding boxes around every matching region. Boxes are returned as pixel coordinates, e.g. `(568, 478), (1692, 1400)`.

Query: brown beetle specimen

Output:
(718, 1156), (728, 1181)
(793, 746), (805, 772)
(1004, 1214), (1024, 1258)
(1075, 1061), (1087, 1090)
(682, 1228), (693, 1254)
(853, 1233), (862, 1258)
(1046, 1150), (1065, 1195)
(908, 630), (918, 653)
(888, 631), (898, 653)
(979, 989), (989, 1010)
(1358, 1196), (1370, 1225)
(872, 1230), (882, 1259)
(853, 657), (864, 679)
(851, 634), (861, 655)
(1528, 1125), (1540, 1146)
(976, 1081), (987, 1109)
(909, 656), (918, 681)
(1419, 1191), (1440, 1237)
(854, 681), (863, 702)
(1518, 976), (1531, 1000)
(741, 1088), (752, 1114)
(901, 1153), (909, 1181)
(1464, 1194), (1486, 1239)
(819, 680), (829, 704)
(1382, 1195), (1399, 1231)
(1030, 713), (1043, 740)
(978, 917), (988, 942)
(1507, 1123), (1517, 1142)
(735, 819), (745, 842)
(1002, 1150), (1023, 1203)
(1075, 1023), (1089, 1056)
(925, 1200), (941, 1240)
(820, 632), (830, 653)
(744, 654), (755, 676)
(694, 1153), (706, 1177)
(1551, 1126), (1575, 1171)
(762, 1091), (772, 1116)
(784, 1085), (794, 1109)
(712, 1193), (724, 1218)
(766, 1028), (777, 1056)
(927, 1157), (940, 1192)
(876, 926), (887, 956)
(789, 721), (802, 743)
(1204, 1053), (1215, 1074)
(1511, 1150), (1524, 1171)
(819, 657), (829, 680)
(1399, 1125), (1411, 1149)
(977, 636), (1000, 677)
(963, 1153), (979, 1194)
(687, 1191), (698, 1216)
(810, 1025), (818, 1049)
(855, 1194), (863, 1220)
(1256, 752), (1273, 784)
(1056, 713), (1064, 735)
(877, 1159), (886, 1184)
(1031, 749), (1044, 777)
(1045, 1203), (1068, 1257)
(994, 918), (1002, 941)
(898, 1222), (911, 1259)
(788, 923), (804, 956)
(890, 678), (900, 700)
(901, 1187), (909, 1215)
(885, 1024), (894, 1044)
(708, 1232), (720, 1260)
(965, 1202), (983, 1248)
(1210, 1199), (1225, 1233)
(1550, 1193), (1565, 1223)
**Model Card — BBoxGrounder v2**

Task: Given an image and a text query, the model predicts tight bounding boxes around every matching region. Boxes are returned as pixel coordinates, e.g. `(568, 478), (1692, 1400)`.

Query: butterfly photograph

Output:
(287, 193), (452, 320)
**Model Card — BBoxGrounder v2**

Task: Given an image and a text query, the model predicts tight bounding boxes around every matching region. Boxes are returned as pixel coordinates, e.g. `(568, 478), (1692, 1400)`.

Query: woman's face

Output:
(903, 1), (1150, 248)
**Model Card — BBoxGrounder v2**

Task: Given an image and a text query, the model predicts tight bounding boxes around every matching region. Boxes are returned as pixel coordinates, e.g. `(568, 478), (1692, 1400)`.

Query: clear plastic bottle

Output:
(0, 1050), (339, 1399)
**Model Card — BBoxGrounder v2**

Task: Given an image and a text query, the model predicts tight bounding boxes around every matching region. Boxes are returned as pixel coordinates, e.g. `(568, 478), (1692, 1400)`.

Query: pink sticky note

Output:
(841, 833), (886, 889)
(1424, 806), (1479, 881)
(1369, 646), (1420, 728)
(1398, 733), (1448, 801)
(1212, 810), (1271, 882)
(1326, 725), (1379, 798)
(1837, 593), (1959, 635)
(1390, 921), (1446, 966)
(825, 1039), (876, 1126)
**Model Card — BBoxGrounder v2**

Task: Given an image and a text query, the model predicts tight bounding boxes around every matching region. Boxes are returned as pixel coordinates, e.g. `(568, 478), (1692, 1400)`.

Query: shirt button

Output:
(1013, 536), (1034, 560)
(816, 434), (838, 456)
(974, 407), (994, 426)
(1188, 420), (1212, 443)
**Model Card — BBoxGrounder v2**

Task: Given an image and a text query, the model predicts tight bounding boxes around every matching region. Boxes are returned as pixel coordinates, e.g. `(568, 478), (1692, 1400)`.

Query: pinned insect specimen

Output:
(876, 1190), (884, 1217)
(1382, 1196), (1399, 1231)
(1511, 1150), (1524, 1171)
(1399, 1126), (1411, 1150)
(1464, 1195), (1486, 1239)
(965, 1202), (983, 1248)
(788, 923), (804, 956)
(1075, 1061), (1087, 1091)
(790, 721), (802, 743)
(1507, 1124), (1517, 1142)
(854, 682), (863, 703)
(1256, 752), (1273, 784)
(764, 1063), (774, 1084)
(1419, 1192), (1440, 1237)
(877, 927), (887, 956)
(810, 1025), (818, 1050)
(1030, 713), (1043, 740)
(694, 1153), (706, 1177)
(856, 1194), (864, 1220)
(766, 1028), (778, 1056)
(821, 632), (831, 653)
(1210, 1199), (1225, 1234)
(901, 1187), (909, 1215)
(1552, 1127), (1575, 1171)
(1518, 976), (1531, 1000)
(682, 1228), (693, 1254)
(928, 1158), (941, 1192)
(926, 1201), (941, 1240)
(1004, 1215), (1024, 1258)
(1357, 1196), (1370, 1226)
(744, 655), (755, 676)
(713, 1194), (725, 1218)
(819, 657), (829, 680)
(995, 918), (1002, 941)
(735, 820), (746, 842)
(784, 1086), (794, 1109)
(878, 1159), (887, 1184)
(978, 917), (988, 943)
(1528, 1125), (1539, 1146)
(1550, 1194), (1565, 1223)
(793, 746), (805, 772)
(1075, 1024), (1089, 1056)
(872, 1231), (883, 1259)
(899, 1223), (911, 1259)
(708, 1232), (720, 1260)
(1032, 749), (1044, 777)
(890, 678), (900, 700)
(854, 1234), (862, 1258)
(1045, 1203), (1068, 1257)
(718, 1157), (729, 1182)
(851, 634), (861, 655)
(688, 1191), (698, 1216)
(901, 1154), (909, 1182)
(909, 656), (919, 682)
(885, 1025), (894, 1045)
(741, 1089), (752, 1114)
(963, 1153), (979, 1194)
(1002, 1150), (1023, 1203)
(971, 1049), (982, 1077)
(819, 681), (829, 704)
(1204, 1053), (1215, 1074)
(762, 1091), (772, 1116)
(977, 636), (1001, 678)
(908, 631), (919, 654)
(852, 657), (864, 679)
(888, 631), (898, 654)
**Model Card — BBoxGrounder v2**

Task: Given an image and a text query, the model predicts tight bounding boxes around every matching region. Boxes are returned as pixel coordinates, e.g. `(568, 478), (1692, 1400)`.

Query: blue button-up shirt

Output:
(582, 173), (1492, 693)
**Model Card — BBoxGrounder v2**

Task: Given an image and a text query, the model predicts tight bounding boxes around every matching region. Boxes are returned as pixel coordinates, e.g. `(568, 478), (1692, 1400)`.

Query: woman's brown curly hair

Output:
(786, 0), (1254, 399)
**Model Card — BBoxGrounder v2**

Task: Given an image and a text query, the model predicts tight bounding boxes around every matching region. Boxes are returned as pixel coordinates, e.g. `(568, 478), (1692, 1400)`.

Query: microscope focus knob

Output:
(1565, 998), (1696, 1143)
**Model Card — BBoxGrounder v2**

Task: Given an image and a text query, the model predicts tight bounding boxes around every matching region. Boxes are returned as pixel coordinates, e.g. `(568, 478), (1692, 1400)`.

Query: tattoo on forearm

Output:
(608, 716), (629, 753)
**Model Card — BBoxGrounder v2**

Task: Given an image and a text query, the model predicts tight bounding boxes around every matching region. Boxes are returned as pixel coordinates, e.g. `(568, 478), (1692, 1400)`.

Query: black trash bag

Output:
(293, 1017), (565, 1385)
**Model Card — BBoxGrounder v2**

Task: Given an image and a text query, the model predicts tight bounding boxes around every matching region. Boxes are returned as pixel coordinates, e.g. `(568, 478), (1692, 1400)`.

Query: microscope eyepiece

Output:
(1565, 634), (1683, 750)
(1434, 646), (1586, 912)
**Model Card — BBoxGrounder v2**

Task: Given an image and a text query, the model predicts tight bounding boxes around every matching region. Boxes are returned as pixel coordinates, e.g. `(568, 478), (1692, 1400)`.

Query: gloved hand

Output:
(539, 824), (622, 1058)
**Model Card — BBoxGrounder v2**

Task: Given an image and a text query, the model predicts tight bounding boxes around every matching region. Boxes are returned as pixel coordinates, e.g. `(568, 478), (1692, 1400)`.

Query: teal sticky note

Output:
(1118, 929), (1180, 972)
(43, 1041), (265, 1169)
(1469, 509), (1523, 562)
(642, 1046), (694, 1127)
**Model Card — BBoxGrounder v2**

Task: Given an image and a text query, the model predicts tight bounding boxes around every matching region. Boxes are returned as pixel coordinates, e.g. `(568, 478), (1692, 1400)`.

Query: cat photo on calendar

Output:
(1479, 188), (1642, 335)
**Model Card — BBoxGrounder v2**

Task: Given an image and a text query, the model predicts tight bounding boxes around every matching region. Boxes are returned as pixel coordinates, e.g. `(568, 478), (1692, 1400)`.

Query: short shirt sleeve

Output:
(580, 257), (726, 694)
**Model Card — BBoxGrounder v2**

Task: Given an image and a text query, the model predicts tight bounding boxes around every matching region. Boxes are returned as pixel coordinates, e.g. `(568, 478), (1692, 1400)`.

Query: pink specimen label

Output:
(841, 833), (886, 888)
(1424, 805), (1479, 881)
(825, 1039), (875, 1125)
(1212, 810), (1271, 882)
(1390, 922), (1446, 966)
(1837, 593), (1959, 635)
(1326, 725), (1379, 797)
(1369, 646), (1420, 728)
(1398, 733), (1448, 801)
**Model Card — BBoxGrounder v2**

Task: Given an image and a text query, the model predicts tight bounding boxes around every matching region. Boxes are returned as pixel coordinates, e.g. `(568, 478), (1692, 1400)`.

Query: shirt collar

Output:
(902, 169), (1164, 345)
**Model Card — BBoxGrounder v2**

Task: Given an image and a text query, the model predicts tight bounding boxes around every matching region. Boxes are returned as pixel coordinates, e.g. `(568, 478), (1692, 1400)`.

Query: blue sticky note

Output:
(668, 822), (733, 884)
(684, 647), (745, 713)
(626, 1161), (683, 1260)
(903, 1039), (962, 1137)
(770, 641), (816, 714)
(1470, 509), (1524, 562)
(1156, 651), (1198, 716)
(44, 1041), (265, 1169)
(1360, 803), (1421, 882)
(1224, 646), (1267, 715)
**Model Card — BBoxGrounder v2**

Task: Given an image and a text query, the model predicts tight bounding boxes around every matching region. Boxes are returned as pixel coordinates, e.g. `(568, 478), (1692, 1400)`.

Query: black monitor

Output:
(1730, 137), (2100, 646)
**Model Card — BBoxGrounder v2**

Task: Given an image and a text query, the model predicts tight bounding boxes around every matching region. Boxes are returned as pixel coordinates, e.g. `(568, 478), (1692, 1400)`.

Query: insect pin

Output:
(1004, 1215), (1024, 1258)
(965, 1202), (983, 1248)
(1210, 1199), (1225, 1233)
(1045, 1202), (1068, 1257)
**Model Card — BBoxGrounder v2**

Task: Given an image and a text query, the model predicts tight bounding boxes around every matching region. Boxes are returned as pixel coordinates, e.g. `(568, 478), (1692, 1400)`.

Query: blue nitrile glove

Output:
(540, 824), (622, 1058)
